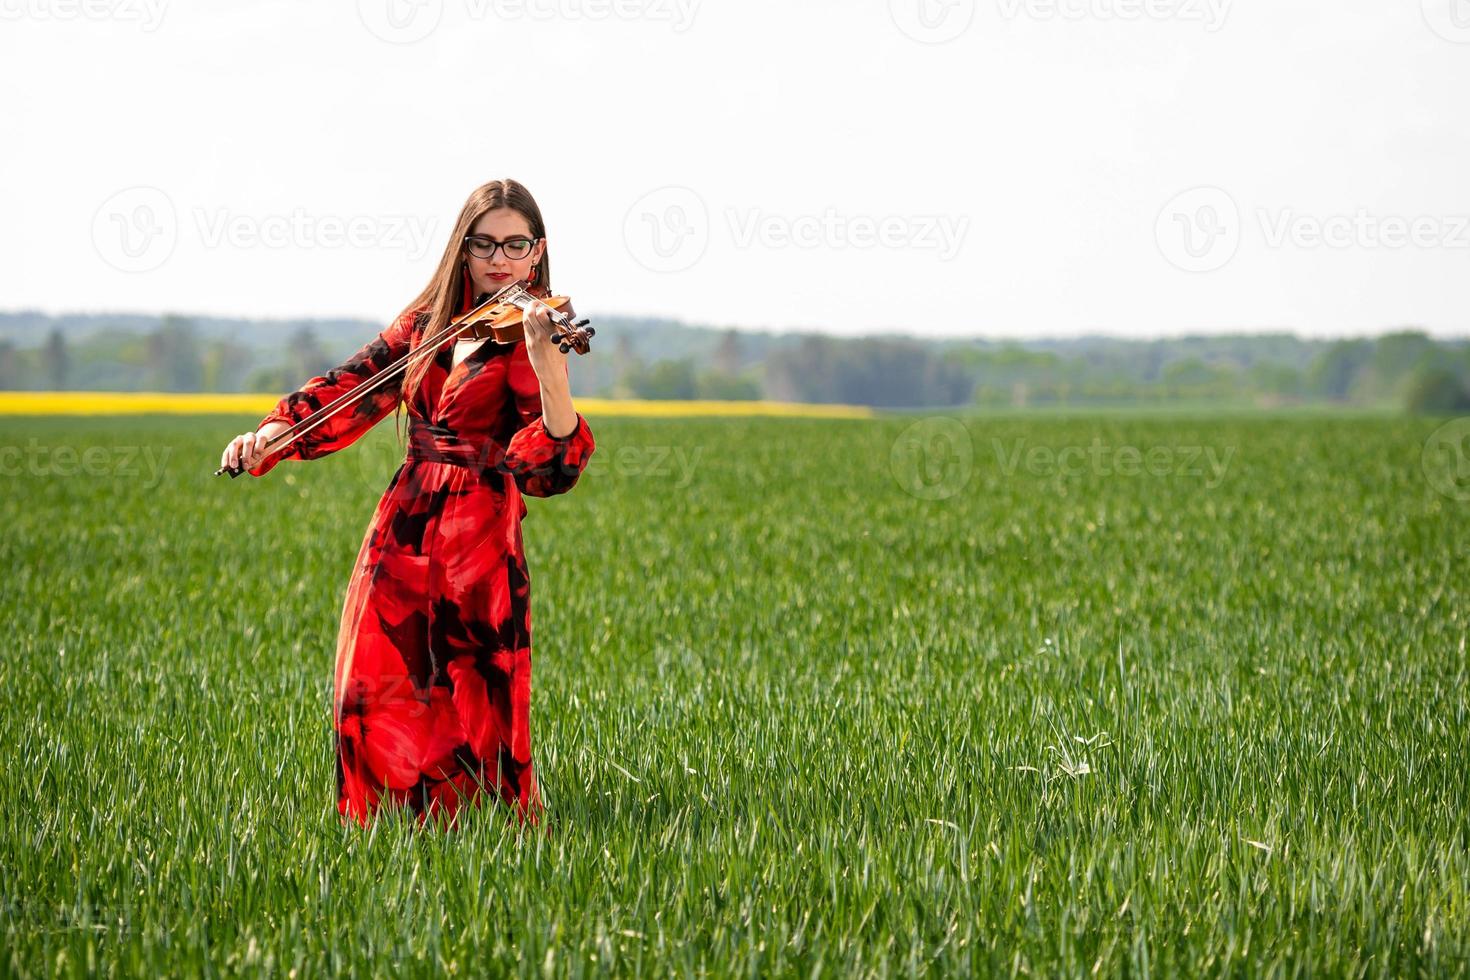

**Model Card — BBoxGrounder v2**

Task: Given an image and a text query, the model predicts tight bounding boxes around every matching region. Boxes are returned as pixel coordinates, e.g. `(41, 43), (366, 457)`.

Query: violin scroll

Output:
(551, 320), (595, 354)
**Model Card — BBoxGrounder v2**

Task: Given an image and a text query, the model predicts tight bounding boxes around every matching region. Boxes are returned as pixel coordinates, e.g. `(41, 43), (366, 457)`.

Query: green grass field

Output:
(2, 412), (1467, 977)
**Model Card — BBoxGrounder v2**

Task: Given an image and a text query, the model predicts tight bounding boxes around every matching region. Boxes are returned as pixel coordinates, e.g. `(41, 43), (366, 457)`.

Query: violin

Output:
(456, 285), (594, 352)
(214, 279), (594, 478)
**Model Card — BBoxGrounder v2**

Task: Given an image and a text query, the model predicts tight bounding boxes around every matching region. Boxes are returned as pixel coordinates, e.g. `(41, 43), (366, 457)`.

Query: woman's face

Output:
(464, 208), (546, 297)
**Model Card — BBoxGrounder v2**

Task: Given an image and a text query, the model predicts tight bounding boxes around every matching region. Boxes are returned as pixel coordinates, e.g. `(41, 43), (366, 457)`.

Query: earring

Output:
(529, 263), (539, 284)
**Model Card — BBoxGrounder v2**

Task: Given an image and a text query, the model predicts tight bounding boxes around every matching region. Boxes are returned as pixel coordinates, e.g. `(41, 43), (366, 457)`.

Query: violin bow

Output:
(214, 279), (594, 478)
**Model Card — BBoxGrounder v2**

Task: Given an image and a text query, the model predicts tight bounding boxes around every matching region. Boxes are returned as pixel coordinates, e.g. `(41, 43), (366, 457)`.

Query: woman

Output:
(219, 179), (596, 830)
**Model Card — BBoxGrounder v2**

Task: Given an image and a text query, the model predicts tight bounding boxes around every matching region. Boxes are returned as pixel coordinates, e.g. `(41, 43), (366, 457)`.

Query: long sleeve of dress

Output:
(248, 312), (415, 478)
(497, 354), (596, 498)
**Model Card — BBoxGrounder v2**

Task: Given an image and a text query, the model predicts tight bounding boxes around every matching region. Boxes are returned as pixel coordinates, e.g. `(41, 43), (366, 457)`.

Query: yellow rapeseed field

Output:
(0, 391), (875, 419)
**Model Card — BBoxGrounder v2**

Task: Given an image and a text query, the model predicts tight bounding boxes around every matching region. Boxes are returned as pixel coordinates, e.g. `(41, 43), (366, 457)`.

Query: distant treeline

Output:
(2, 310), (1468, 414)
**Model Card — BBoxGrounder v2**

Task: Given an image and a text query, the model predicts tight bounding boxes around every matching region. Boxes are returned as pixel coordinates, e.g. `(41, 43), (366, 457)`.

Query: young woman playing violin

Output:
(219, 178), (596, 830)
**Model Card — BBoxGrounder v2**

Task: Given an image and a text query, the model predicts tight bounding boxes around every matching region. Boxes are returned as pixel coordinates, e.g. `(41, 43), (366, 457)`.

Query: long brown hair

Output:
(392, 179), (553, 430)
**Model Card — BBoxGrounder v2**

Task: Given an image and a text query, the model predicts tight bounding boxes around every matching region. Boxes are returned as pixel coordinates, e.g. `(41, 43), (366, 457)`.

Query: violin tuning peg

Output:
(559, 343), (571, 354)
(585, 326), (596, 337)
(550, 333), (563, 344)
(574, 318), (590, 328)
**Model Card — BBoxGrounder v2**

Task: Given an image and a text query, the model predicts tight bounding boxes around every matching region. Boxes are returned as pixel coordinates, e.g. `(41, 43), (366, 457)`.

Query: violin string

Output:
(246, 282), (581, 470)
(248, 283), (535, 455)
(253, 295), (510, 463)
(255, 324), (460, 463)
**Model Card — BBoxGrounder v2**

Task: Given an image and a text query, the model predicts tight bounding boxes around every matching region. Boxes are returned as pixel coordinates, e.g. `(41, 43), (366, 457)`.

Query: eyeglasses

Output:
(463, 235), (539, 260)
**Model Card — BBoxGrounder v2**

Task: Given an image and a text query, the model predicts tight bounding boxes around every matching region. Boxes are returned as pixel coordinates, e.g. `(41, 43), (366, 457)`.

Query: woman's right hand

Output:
(221, 419), (291, 474)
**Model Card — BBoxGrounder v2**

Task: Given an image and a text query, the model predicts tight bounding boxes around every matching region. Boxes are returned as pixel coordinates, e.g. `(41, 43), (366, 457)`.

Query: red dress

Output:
(247, 273), (595, 829)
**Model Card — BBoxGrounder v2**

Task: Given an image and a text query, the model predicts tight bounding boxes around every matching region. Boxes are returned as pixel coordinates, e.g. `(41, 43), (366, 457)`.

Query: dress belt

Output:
(404, 419), (501, 469)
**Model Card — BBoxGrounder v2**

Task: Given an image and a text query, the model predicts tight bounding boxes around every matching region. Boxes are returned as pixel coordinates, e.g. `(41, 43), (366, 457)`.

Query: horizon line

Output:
(1, 307), (1467, 346)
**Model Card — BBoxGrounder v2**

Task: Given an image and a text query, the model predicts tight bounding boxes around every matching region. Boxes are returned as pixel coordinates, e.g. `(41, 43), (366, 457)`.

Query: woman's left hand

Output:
(521, 298), (573, 382)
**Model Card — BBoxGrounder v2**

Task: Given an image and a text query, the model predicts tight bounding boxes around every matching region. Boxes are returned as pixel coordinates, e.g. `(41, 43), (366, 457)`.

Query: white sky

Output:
(2, 0), (1467, 339)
